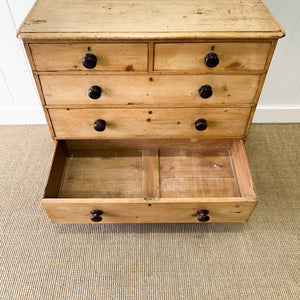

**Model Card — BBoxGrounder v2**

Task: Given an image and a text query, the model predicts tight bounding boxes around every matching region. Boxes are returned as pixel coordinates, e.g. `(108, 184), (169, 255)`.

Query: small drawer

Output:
(43, 139), (257, 223)
(30, 43), (148, 71)
(154, 43), (271, 72)
(48, 107), (251, 139)
(41, 74), (260, 107)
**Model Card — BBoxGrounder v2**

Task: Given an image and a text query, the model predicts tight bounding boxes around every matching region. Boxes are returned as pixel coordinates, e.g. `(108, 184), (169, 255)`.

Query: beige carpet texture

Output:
(0, 124), (299, 299)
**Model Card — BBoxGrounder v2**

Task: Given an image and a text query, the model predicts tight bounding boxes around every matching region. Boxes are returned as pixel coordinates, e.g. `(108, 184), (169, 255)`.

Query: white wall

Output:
(0, 0), (299, 124)
(0, 0), (46, 124)
(253, 0), (300, 122)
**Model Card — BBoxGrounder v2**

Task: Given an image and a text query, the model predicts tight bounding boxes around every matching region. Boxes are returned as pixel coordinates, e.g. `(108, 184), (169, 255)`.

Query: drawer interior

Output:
(45, 139), (256, 200)
(43, 139), (257, 223)
(57, 148), (240, 199)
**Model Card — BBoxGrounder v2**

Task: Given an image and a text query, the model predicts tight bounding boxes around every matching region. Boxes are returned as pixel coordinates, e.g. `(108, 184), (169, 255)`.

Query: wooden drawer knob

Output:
(197, 210), (210, 222)
(195, 119), (207, 131)
(82, 53), (97, 69)
(205, 53), (219, 68)
(88, 85), (102, 99)
(90, 210), (103, 222)
(94, 119), (106, 132)
(199, 85), (213, 99)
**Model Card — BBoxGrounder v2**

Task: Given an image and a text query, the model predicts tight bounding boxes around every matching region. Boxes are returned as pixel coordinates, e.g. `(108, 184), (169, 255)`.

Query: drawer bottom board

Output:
(43, 139), (257, 223)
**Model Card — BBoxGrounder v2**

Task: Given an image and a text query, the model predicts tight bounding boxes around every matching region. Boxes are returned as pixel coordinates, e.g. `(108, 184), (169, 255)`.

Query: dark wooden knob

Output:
(90, 210), (102, 222)
(82, 53), (97, 69)
(195, 119), (207, 131)
(197, 210), (210, 222)
(205, 53), (219, 68)
(88, 85), (102, 99)
(199, 85), (213, 99)
(94, 119), (106, 132)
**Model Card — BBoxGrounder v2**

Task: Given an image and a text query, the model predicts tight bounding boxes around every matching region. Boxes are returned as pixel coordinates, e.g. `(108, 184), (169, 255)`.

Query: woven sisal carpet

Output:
(0, 125), (299, 299)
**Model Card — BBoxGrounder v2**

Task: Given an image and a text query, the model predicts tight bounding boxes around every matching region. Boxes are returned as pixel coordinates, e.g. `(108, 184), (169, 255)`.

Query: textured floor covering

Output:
(0, 125), (299, 299)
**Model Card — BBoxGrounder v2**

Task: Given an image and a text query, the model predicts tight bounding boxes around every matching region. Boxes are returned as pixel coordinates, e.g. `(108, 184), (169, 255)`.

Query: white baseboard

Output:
(253, 107), (300, 123)
(0, 107), (47, 125)
(0, 106), (299, 125)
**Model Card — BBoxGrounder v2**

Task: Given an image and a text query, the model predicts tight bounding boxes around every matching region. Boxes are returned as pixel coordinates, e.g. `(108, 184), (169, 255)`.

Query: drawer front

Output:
(154, 43), (271, 72)
(30, 43), (148, 71)
(41, 74), (260, 106)
(49, 107), (251, 138)
(42, 199), (256, 224)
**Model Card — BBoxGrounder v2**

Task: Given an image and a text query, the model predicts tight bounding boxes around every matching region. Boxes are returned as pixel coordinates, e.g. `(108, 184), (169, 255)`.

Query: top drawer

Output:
(30, 43), (148, 72)
(154, 43), (271, 72)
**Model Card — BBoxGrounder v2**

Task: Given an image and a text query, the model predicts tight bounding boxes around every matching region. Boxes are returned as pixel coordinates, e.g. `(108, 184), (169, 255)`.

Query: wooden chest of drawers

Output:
(18, 0), (284, 223)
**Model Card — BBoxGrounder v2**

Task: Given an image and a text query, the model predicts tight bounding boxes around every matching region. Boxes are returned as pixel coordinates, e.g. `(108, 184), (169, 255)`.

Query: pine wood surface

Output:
(60, 150), (143, 198)
(18, 0), (284, 223)
(65, 138), (234, 151)
(43, 139), (257, 223)
(48, 107), (251, 139)
(231, 140), (257, 197)
(42, 199), (257, 223)
(17, 0), (284, 40)
(159, 149), (240, 198)
(30, 43), (148, 71)
(154, 42), (271, 72)
(142, 149), (160, 198)
(40, 74), (260, 107)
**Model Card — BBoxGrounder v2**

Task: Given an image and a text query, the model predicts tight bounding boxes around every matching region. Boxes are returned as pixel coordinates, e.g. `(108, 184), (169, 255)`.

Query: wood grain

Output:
(160, 149), (234, 179)
(154, 43), (271, 72)
(59, 149), (143, 198)
(49, 107), (251, 139)
(33, 69), (268, 76)
(44, 140), (67, 198)
(43, 139), (257, 223)
(231, 139), (256, 197)
(160, 148), (240, 198)
(18, 0), (283, 224)
(65, 139), (234, 151)
(148, 43), (154, 72)
(42, 197), (257, 223)
(17, 0), (284, 40)
(22, 42), (55, 139)
(160, 178), (240, 198)
(30, 43), (148, 71)
(42, 107), (56, 139)
(142, 149), (160, 198)
(40, 74), (260, 107)
(243, 40), (279, 139)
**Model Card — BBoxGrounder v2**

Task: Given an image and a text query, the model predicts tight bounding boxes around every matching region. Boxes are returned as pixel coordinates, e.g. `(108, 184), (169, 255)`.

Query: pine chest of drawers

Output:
(18, 0), (284, 223)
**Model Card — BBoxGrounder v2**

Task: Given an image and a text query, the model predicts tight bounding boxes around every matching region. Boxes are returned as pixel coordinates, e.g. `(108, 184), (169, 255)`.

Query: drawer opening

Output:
(44, 139), (256, 199)
(43, 139), (257, 223)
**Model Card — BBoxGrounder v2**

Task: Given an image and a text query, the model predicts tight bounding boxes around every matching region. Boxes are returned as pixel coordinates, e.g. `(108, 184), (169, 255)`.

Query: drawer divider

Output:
(142, 149), (160, 199)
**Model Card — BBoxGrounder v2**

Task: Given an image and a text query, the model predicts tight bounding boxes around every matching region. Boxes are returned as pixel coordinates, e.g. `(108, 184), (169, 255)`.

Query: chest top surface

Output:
(18, 0), (284, 40)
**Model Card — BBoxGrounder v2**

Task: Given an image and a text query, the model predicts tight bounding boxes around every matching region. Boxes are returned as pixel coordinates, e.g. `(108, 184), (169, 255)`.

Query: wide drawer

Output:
(41, 74), (260, 107)
(43, 139), (257, 223)
(154, 43), (271, 72)
(30, 43), (148, 71)
(49, 107), (251, 139)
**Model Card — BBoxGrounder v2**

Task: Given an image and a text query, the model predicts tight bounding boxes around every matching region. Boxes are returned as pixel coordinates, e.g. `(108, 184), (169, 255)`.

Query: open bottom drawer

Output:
(43, 139), (257, 223)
